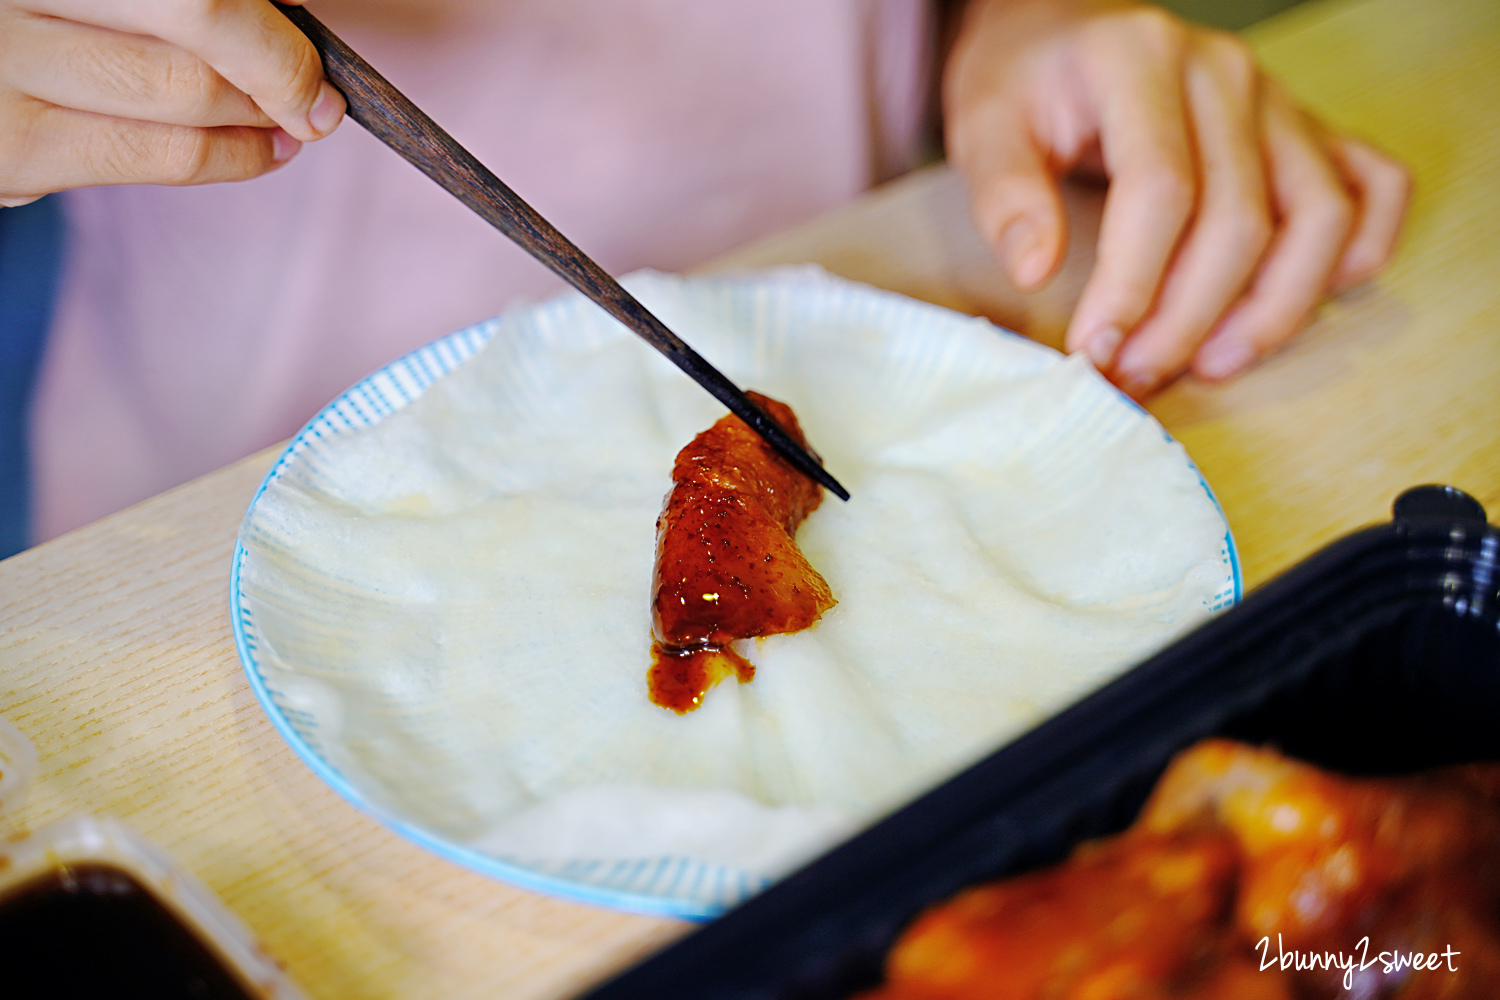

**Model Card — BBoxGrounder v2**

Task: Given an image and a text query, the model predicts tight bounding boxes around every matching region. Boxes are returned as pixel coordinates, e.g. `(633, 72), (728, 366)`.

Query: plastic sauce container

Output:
(0, 716), (306, 999)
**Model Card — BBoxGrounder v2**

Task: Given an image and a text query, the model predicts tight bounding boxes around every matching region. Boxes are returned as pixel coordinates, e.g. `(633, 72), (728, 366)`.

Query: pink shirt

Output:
(32, 0), (933, 541)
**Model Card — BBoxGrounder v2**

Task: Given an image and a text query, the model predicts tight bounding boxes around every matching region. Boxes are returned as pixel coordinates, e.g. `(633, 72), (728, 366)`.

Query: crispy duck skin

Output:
(866, 740), (1500, 1000)
(648, 391), (834, 713)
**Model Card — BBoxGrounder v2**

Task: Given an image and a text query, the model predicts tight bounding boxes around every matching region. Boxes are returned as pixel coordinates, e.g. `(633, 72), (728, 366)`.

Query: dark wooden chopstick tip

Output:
(727, 395), (850, 502)
(812, 465), (850, 502)
(773, 430), (849, 501)
(773, 437), (850, 500)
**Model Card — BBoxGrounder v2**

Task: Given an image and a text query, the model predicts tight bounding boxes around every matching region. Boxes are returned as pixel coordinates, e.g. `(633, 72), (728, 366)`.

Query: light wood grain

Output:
(1, 0), (1497, 996)
(0, 452), (686, 999)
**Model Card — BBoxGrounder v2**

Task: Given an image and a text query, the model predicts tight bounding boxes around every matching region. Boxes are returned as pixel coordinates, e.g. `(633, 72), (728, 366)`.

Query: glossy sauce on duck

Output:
(649, 391), (834, 713)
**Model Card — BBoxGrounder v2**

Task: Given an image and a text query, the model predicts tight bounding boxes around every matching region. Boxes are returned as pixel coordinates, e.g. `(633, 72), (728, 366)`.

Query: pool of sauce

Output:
(0, 862), (261, 999)
(648, 642), (757, 714)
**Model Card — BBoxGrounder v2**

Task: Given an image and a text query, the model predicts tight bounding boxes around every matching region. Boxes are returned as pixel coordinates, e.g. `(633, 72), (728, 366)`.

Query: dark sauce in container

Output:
(0, 862), (260, 999)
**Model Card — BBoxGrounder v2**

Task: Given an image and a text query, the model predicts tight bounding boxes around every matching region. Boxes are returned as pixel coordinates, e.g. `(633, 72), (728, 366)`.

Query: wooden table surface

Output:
(2, 0), (1496, 996)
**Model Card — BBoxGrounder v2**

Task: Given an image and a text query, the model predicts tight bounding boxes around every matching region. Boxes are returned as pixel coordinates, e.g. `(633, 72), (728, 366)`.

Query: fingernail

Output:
(1084, 325), (1124, 370)
(1196, 337), (1256, 381)
(271, 127), (302, 163)
(1000, 219), (1045, 288)
(1113, 353), (1159, 397)
(308, 82), (346, 136)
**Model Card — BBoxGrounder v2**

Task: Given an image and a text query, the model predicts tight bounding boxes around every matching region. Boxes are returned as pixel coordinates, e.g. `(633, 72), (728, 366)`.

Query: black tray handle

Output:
(1393, 484), (1488, 523)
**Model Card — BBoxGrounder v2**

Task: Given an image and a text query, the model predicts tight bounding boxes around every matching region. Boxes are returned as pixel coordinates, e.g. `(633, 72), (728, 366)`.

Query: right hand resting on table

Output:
(0, 0), (345, 207)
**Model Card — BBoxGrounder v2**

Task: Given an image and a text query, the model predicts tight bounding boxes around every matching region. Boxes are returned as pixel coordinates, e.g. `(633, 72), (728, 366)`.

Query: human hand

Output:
(943, 0), (1410, 397)
(0, 0), (344, 207)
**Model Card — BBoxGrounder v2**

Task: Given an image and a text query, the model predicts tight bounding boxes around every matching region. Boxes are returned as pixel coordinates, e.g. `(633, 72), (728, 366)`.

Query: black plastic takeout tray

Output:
(576, 484), (1500, 1000)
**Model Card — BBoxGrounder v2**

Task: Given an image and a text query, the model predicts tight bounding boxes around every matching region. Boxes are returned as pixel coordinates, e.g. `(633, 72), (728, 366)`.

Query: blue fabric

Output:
(0, 195), (65, 560)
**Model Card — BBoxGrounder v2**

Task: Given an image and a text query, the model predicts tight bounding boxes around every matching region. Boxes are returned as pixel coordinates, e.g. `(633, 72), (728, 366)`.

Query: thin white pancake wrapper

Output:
(237, 269), (1233, 906)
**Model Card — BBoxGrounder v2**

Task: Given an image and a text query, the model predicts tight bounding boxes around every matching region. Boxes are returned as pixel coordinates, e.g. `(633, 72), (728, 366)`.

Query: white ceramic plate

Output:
(231, 268), (1239, 919)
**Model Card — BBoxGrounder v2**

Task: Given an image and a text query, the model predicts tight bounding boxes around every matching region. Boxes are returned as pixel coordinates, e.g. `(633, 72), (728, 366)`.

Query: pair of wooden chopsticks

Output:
(272, 3), (849, 501)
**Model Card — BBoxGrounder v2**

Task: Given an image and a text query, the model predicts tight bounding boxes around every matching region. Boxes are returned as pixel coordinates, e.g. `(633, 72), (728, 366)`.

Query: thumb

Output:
(956, 114), (1067, 292)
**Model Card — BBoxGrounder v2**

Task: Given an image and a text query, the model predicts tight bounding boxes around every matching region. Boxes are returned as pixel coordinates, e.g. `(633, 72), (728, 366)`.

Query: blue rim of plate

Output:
(229, 276), (1243, 922)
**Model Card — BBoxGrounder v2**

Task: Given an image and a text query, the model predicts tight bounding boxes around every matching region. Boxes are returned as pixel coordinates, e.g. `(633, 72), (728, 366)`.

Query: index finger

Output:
(1064, 10), (1197, 368)
(26, 0), (342, 141)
